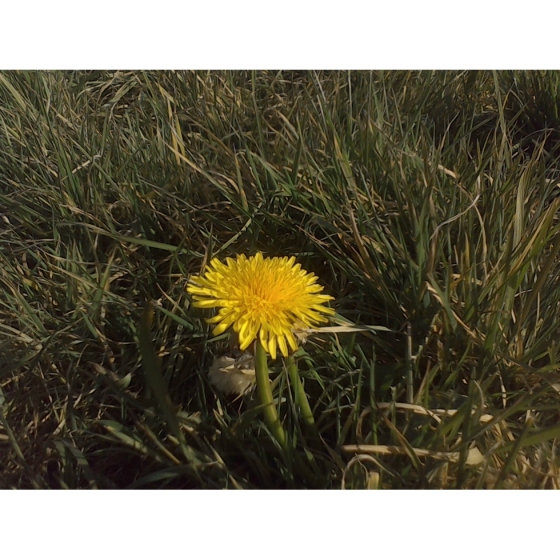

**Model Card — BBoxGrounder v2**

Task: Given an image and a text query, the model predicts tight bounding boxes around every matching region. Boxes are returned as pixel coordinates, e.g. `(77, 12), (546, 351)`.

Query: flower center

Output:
(241, 278), (290, 319)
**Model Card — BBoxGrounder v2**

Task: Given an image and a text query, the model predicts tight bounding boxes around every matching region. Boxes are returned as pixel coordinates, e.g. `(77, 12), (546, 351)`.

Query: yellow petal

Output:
(277, 334), (289, 357)
(286, 331), (298, 352)
(268, 335), (277, 361)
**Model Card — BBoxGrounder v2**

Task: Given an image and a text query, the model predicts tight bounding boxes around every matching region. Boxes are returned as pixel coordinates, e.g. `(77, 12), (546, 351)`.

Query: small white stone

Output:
(208, 354), (255, 395)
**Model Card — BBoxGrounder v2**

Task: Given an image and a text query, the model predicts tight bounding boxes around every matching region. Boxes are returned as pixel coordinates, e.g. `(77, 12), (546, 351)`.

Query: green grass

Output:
(1, 70), (560, 488)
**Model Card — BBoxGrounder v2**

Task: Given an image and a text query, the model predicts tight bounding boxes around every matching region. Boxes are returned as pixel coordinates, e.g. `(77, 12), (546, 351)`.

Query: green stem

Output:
(286, 354), (317, 432)
(254, 339), (288, 452)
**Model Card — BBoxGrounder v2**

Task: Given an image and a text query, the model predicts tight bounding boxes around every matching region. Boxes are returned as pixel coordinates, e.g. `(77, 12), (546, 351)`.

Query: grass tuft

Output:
(1, 70), (560, 488)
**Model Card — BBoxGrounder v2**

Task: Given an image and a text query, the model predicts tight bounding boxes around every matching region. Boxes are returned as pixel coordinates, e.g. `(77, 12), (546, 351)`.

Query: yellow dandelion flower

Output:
(187, 252), (334, 360)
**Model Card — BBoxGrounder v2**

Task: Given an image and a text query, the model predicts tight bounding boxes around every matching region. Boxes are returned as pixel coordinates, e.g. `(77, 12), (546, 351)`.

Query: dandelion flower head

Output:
(187, 252), (334, 359)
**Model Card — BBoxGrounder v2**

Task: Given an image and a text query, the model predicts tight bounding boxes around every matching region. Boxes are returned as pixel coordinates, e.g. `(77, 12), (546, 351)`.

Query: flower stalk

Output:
(286, 355), (317, 433)
(254, 339), (288, 452)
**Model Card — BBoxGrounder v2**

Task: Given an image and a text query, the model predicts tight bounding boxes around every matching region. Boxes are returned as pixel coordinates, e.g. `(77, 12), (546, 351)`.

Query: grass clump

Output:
(1, 70), (560, 488)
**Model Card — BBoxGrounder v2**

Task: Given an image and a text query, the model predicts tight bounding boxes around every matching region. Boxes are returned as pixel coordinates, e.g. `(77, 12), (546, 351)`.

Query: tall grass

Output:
(1, 70), (559, 488)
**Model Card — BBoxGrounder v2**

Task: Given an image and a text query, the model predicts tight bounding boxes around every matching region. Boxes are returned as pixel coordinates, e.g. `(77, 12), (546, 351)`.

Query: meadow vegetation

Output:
(1, 70), (560, 488)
